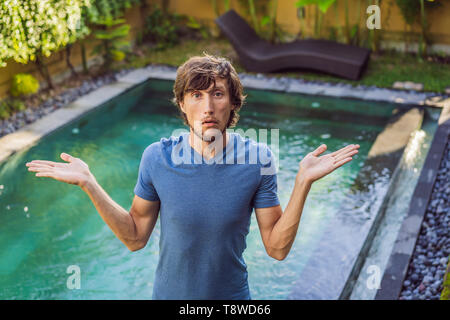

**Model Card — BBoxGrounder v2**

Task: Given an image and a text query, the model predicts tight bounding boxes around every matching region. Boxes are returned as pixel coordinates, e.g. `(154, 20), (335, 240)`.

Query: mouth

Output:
(202, 120), (218, 127)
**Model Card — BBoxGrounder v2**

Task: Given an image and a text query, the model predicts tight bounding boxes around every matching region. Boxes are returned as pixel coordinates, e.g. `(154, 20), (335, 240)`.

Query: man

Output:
(25, 54), (359, 299)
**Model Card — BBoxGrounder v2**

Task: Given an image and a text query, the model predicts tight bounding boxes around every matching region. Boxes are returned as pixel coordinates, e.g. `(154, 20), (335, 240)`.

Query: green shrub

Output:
(144, 5), (182, 50)
(111, 49), (126, 61)
(92, 18), (131, 70)
(10, 74), (40, 97)
(0, 98), (26, 120)
(185, 16), (211, 40)
(9, 99), (26, 112)
(441, 256), (450, 300)
(0, 101), (10, 120)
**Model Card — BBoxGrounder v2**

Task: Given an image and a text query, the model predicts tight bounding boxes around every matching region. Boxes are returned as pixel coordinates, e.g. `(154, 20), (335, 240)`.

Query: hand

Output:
(298, 144), (360, 184)
(26, 153), (93, 188)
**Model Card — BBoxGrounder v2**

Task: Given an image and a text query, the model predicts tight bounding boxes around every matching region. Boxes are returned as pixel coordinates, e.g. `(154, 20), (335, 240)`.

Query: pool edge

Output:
(288, 107), (424, 300)
(374, 104), (450, 300)
(1, 64), (448, 166)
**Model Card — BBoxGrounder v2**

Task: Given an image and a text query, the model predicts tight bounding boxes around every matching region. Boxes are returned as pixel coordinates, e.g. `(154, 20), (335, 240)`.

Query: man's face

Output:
(180, 77), (235, 142)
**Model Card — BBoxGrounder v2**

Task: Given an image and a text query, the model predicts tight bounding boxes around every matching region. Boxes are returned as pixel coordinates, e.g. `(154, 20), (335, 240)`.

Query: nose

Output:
(202, 93), (214, 115)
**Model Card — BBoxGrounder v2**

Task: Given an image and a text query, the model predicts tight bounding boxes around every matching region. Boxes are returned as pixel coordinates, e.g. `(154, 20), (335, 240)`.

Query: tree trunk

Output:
(270, 0), (278, 43)
(161, 0), (170, 15)
(211, 0), (219, 18)
(419, 0), (428, 57)
(334, 1), (342, 42)
(103, 39), (111, 72)
(344, 0), (350, 44)
(248, 0), (259, 34)
(355, 0), (361, 46)
(66, 44), (79, 78)
(80, 42), (89, 75)
(35, 55), (54, 90)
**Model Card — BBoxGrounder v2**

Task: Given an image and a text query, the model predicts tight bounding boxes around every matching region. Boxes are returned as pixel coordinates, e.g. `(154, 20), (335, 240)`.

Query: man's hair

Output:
(172, 53), (245, 128)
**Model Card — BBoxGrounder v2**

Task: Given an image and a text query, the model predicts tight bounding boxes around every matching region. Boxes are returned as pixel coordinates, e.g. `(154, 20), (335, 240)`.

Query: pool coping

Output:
(0, 69), (164, 165)
(374, 103), (450, 300)
(1, 64), (449, 166)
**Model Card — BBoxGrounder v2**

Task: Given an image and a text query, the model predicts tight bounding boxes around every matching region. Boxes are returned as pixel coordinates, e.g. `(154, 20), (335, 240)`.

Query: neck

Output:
(188, 129), (228, 160)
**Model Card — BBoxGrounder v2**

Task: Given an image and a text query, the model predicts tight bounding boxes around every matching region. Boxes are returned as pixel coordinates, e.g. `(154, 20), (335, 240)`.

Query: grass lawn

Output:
(121, 38), (450, 93)
(442, 258), (450, 300)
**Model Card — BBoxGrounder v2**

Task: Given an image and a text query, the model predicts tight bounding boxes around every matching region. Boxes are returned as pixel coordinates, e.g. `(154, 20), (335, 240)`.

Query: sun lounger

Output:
(215, 10), (371, 80)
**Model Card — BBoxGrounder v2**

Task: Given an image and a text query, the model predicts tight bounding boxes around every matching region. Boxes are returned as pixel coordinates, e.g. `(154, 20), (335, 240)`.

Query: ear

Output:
(179, 101), (185, 114)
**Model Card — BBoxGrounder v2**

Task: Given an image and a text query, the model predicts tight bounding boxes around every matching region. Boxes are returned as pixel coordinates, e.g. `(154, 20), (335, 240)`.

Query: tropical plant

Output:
(209, 0), (232, 37)
(91, 18), (131, 70)
(210, 0), (232, 17)
(186, 16), (211, 40)
(84, 0), (141, 23)
(295, 0), (336, 38)
(80, 0), (142, 73)
(224, 0), (231, 12)
(144, 4), (182, 49)
(238, 0), (268, 31)
(395, 0), (441, 56)
(326, 0), (340, 41)
(0, 0), (90, 89)
(10, 74), (40, 97)
(247, 0), (260, 34)
(237, 0), (284, 42)
(262, 0), (280, 43)
(211, 0), (220, 17)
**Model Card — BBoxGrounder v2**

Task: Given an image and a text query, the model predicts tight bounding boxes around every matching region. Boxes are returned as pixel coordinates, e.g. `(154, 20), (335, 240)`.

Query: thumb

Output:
(60, 152), (74, 162)
(311, 144), (327, 157)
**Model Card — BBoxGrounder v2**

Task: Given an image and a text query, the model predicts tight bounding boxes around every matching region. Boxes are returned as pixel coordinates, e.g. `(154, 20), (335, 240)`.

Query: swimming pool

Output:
(0, 79), (395, 299)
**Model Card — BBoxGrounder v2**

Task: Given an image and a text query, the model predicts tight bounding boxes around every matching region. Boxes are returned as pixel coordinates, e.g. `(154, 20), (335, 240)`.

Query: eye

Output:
(214, 91), (224, 97)
(192, 91), (201, 98)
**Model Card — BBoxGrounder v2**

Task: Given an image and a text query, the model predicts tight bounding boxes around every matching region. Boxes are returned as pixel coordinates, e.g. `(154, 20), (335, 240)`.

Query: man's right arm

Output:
(26, 152), (160, 252)
(81, 176), (160, 252)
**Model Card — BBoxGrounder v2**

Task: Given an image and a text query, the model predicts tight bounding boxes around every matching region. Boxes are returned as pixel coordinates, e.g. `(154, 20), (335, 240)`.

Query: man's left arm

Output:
(255, 143), (359, 261)
(255, 170), (311, 261)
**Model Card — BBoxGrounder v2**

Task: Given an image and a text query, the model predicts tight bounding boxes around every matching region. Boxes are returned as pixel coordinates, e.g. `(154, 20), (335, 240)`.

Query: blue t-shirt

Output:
(134, 131), (280, 300)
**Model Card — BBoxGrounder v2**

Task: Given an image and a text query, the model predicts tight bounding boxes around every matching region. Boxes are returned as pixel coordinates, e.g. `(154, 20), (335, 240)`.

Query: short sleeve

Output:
(134, 145), (160, 201)
(251, 145), (280, 209)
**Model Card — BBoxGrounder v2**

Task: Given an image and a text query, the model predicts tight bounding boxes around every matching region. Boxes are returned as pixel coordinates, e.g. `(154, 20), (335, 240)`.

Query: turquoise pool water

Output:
(0, 79), (394, 299)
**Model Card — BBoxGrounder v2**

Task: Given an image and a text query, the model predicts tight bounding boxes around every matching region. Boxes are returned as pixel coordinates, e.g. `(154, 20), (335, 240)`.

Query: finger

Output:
(329, 144), (356, 157)
(35, 171), (56, 178)
(27, 163), (55, 169)
(329, 144), (359, 158)
(60, 153), (75, 163)
(334, 149), (359, 162)
(26, 160), (67, 169)
(27, 161), (63, 169)
(28, 165), (54, 172)
(334, 157), (353, 168)
(311, 144), (327, 157)
(26, 160), (56, 166)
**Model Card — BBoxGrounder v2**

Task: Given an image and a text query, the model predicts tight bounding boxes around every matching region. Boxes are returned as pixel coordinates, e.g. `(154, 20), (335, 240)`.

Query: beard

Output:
(189, 120), (226, 143)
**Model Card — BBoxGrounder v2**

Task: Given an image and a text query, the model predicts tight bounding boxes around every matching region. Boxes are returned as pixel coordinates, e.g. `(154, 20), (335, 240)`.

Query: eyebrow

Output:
(187, 85), (226, 94)
(208, 85), (225, 92)
(185, 84), (226, 93)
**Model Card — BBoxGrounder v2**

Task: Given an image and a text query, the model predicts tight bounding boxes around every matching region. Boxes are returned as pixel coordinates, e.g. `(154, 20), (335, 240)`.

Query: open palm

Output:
(299, 143), (360, 183)
(26, 153), (92, 187)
